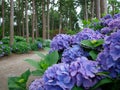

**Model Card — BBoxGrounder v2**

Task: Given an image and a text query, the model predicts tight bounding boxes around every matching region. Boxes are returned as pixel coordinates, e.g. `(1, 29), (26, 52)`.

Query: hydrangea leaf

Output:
(25, 59), (40, 69)
(72, 86), (83, 90)
(8, 70), (30, 90)
(34, 51), (46, 58)
(31, 70), (45, 76)
(90, 78), (113, 90)
(89, 50), (98, 60)
(45, 51), (59, 66)
(81, 39), (104, 49)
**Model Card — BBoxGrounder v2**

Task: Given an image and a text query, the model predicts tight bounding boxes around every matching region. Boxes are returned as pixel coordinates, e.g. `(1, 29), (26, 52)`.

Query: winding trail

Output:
(0, 50), (48, 90)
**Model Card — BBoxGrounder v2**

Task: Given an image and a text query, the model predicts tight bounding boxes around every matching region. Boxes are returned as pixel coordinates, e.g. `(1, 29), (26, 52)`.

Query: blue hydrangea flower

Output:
(108, 18), (120, 29)
(62, 45), (88, 64)
(29, 78), (45, 90)
(37, 42), (42, 49)
(97, 30), (120, 77)
(101, 27), (112, 34)
(43, 63), (75, 90)
(50, 34), (71, 52)
(71, 28), (103, 44)
(69, 57), (100, 89)
(113, 13), (120, 19)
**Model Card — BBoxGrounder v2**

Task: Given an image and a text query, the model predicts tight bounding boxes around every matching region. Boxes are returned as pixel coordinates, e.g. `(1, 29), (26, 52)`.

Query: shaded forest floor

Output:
(0, 50), (48, 90)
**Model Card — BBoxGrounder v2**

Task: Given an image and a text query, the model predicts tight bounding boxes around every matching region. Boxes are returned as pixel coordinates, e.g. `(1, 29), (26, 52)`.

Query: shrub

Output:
(14, 36), (26, 42)
(2, 44), (11, 56)
(12, 42), (31, 54)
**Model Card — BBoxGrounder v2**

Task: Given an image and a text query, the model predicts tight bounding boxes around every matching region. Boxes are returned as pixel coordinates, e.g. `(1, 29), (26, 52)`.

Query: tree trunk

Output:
(111, 3), (115, 15)
(100, 0), (107, 16)
(95, 0), (101, 19)
(22, 14), (25, 37)
(84, 0), (88, 20)
(42, 0), (46, 39)
(91, 0), (95, 19)
(17, 0), (21, 36)
(25, 0), (29, 43)
(10, 0), (14, 46)
(32, 0), (35, 43)
(47, 0), (50, 39)
(59, 14), (62, 34)
(2, 0), (5, 38)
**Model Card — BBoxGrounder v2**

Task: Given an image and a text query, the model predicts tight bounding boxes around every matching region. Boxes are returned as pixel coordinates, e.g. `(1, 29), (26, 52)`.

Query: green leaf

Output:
(21, 69), (31, 82)
(34, 51), (45, 58)
(90, 78), (113, 90)
(89, 50), (98, 60)
(45, 51), (59, 66)
(81, 40), (93, 48)
(96, 72), (111, 78)
(31, 70), (45, 76)
(44, 47), (50, 51)
(25, 59), (40, 69)
(93, 39), (104, 47)
(72, 86), (83, 90)
(81, 39), (104, 49)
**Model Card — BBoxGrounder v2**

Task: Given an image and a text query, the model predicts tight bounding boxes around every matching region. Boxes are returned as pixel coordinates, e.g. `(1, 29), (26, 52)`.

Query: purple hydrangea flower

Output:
(113, 13), (120, 19)
(0, 41), (3, 45)
(97, 30), (120, 77)
(71, 28), (103, 44)
(69, 57), (100, 89)
(108, 18), (120, 29)
(43, 63), (75, 90)
(101, 27), (112, 34)
(50, 34), (71, 52)
(62, 45), (87, 64)
(29, 78), (45, 90)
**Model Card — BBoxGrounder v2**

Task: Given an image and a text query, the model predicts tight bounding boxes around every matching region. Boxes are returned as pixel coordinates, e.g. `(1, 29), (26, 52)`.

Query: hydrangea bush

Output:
(28, 13), (120, 90)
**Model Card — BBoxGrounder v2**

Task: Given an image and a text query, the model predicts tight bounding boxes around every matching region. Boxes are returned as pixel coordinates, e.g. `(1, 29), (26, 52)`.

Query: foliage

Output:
(25, 51), (59, 76)
(14, 36), (26, 42)
(12, 42), (31, 54)
(8, 70), (30, 90)
(2, 44), (11, 55)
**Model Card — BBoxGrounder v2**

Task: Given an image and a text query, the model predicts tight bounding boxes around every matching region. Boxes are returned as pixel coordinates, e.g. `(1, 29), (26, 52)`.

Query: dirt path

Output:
(0, 50), (48, 90)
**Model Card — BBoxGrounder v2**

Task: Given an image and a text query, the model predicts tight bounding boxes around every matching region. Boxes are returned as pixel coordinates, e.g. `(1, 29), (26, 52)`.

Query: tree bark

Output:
(25, 0), (29, 43)
(32, 0), (35, 43)
(84, 0), (88, 20)
(2, 0), (5, 38)
(42, 0), (46, 39)
(59, 14), (62, 34)
(47, 0), (50, 39)
(100, 0), (107, 16)
(10, 0), (14, 46)
(95, 0), (101, 19)
(91, 0), (95, 19)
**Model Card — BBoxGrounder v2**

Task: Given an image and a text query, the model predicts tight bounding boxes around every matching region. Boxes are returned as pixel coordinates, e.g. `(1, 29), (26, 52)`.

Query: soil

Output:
(0, 50), (48, 90)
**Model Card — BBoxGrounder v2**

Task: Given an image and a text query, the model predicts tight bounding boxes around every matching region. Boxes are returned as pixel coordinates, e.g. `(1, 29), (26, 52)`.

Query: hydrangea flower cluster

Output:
(0, 41), (5, 57)
(50, 34), (71, 52)
(69, 57), (100, 89)
(100, 13), (120, 34)
(43, 63), (74, 90)
(29, 78), (45, 90)
(71, 28), (103, 44)
(61, 45), (88, 64)
(97, 30), (120, 77)
(29, 13), (120, 90)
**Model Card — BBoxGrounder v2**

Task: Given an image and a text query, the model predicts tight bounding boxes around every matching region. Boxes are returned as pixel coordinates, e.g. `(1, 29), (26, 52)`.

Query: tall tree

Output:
(42, 0), (46, 39)
(100, 0), (107, 16)
(95, 0), (101, 19)
(10, 0), (14, 46)
(32, 0), (35, 43)
(47, 0), (50, 39)
(25, 0), (29, 43)
(2, 0), (5, 38)
(84, 0), (88, 20)
(91, 0), (95, 18)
